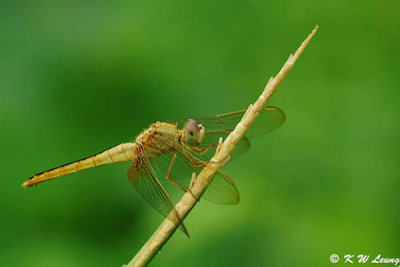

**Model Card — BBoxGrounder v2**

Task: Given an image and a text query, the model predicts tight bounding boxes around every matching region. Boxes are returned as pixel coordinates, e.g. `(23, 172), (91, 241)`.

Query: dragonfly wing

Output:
(197, 106), (285, 138)
(154, 146), (240, 205)
(175, 107), (285, 137)
(203, 170), (239, 204)
(147, 132), (240, 205)
(127, 145), (188, 236)
(171, 107), (284, 161)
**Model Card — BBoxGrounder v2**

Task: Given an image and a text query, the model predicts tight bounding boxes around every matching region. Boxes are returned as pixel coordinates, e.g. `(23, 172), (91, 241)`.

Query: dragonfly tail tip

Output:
(21, 181), (30, 188)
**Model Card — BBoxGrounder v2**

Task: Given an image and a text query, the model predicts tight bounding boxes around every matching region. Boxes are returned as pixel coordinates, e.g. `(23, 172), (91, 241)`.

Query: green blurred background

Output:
(1, 0), (399, 266)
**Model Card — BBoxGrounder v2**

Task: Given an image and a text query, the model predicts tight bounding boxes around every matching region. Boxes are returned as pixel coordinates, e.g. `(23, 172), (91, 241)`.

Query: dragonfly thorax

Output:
(136, 122), (181, 156)
(184, 119), (205, 145)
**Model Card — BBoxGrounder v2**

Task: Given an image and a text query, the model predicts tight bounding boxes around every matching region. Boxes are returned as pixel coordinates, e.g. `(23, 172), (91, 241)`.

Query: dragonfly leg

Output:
(166, 152), (198, 201)
(187, 143), (218, 156)
(182, 147), (221, 166)
(181, 148), (211, 167)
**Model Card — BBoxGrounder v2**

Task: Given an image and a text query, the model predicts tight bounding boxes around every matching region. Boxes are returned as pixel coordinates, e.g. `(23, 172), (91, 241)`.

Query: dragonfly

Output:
(22, 107), (285, 235)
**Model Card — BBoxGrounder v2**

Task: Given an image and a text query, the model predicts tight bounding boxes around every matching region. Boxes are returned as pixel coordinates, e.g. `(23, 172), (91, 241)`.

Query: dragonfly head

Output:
(184, 119), (205, 145)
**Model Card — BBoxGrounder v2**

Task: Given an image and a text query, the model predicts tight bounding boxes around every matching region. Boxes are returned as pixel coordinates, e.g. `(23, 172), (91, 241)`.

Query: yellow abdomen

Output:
(22, 142), (137, 188)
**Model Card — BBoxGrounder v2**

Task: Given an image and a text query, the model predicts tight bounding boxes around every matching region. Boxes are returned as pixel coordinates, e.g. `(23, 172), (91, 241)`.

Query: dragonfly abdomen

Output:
(22, 142), (137, 188)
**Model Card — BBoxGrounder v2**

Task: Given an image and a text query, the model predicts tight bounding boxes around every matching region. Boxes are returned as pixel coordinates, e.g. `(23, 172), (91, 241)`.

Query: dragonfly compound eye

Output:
(185, 119), (202, 145)
(186, 119), (200, 135)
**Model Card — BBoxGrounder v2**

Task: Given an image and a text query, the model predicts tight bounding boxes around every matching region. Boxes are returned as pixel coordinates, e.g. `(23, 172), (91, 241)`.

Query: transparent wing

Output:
(202, 170), (239, 205)
(149, 135), (240, 205)
(127, 145), (188, 236)
(198, 106), (285, 138)
(175, 106), (285, 138)
(172, 150), (240, 205)
(171, 107), (284, 162)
